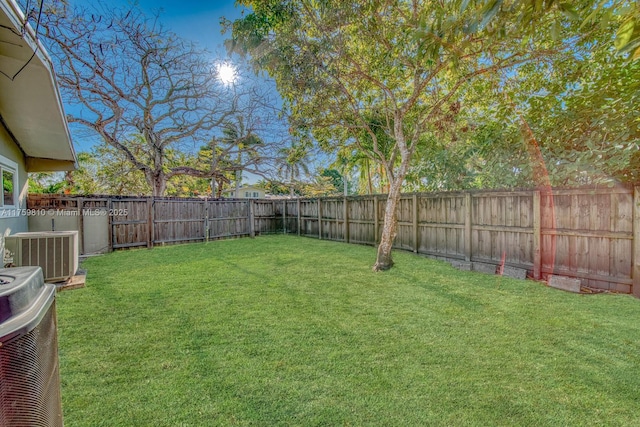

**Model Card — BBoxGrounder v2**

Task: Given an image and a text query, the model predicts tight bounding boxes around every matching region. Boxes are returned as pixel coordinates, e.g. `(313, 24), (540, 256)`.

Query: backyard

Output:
(58, 235), (640, 426)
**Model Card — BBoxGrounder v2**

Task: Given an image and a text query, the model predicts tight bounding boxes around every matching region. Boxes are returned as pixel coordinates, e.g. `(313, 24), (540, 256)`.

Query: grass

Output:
(58, 235), (640, 426)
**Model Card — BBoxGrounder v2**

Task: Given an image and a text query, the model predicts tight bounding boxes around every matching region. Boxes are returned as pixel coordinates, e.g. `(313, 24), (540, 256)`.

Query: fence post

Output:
(374, 195), (379, 244)
(633, 187), (640, 297)
(413, 194), (419, 253)
(318, 198), (323, 240)
(344, 197), (349, 243)
(249, 199), (255, 238)
(77, 197), (84, 255)
(465, 192), (472, 262)
(203, 199), (208, 242)
(282, 199), (287, 234)
(533, 191), (542, 280)
(107, 198), (113, 252)
(147, 197), (154, 248)
(335, 200), (339, 240)
(297, 198), (301, 236)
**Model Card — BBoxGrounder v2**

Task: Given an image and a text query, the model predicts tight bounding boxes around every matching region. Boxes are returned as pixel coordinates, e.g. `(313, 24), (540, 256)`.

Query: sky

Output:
(61, 0), (256, 155)
(107, 1), (286, 185)
(116, 0), (250, 54)
(57, 0), (289, 184)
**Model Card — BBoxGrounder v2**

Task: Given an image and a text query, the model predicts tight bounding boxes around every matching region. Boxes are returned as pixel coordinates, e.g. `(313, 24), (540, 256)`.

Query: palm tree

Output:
(219, 116), (263, 196)
(276, 143), (312, 197)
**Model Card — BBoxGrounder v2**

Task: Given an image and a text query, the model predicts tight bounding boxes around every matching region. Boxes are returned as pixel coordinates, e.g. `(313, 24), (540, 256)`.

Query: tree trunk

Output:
(373, 123), (412, 271)
(372, 175), (403, 271)
(148, 171), (166, 197)
(216, 179), (224, 198)
(366, 158), (373, 195)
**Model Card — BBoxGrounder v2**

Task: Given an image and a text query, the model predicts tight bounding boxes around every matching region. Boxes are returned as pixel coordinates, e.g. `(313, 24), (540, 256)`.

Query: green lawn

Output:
(58, 235), (640, 426)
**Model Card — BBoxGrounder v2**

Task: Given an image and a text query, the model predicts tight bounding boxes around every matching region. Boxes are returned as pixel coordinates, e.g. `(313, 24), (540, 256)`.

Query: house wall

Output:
(225, 187), (266, 199)
(0, 122), (28, 258)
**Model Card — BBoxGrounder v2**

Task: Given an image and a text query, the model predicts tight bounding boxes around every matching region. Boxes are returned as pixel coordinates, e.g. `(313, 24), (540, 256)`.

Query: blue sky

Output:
(63, 0), (256, 152)
(61, 1), (293, 185)
(116, 0), (250, 53)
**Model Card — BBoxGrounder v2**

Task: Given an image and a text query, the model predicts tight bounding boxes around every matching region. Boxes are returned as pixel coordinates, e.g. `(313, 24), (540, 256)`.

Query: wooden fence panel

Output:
(253, 200), (279, 234)
(348, 198), (375, 245)
(299, 199), (319, 237)
(418, 194), (466, 259)
(394, 196), (414, 251)
(154, 199), (206, 244)
(27, 187), (638, 295)
(207, 200), (250, 239)
(376, 198), (387, 245)
(471, 192), (534, 269)
(319, 199), (344, 241)
(540, 188), (634, 292)
(610, 191), (633, 283)
(111, 199), (149, 249)
(284, 200), (299, 234)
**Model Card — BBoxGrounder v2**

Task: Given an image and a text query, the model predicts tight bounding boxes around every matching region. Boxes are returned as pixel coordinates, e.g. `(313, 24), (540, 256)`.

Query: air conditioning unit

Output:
(0, 266), (64, 426)
(4, 231), (78, 282)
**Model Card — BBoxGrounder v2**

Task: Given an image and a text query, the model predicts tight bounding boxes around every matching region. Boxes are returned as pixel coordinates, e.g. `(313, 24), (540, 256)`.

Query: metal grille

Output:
(0, 302), (63, 427)
(20, 236), (71, 282)
(5, 232), (78, 282)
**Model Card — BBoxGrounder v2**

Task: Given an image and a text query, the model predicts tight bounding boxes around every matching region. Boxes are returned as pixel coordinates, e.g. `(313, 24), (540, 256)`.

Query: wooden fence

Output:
(28, 187), (640, 296)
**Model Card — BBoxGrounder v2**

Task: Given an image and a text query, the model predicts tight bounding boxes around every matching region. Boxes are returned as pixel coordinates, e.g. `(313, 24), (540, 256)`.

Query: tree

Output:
(66, 147), (151, 195)
(28, 172), (65, 194)
(228, 0), (589, 270)
(320, 169), (349, 196)
(218, 115), (266, 196)
(255, 179), (290, 196)
(38, 3), (237, 196)
(275, 142), (312, 197)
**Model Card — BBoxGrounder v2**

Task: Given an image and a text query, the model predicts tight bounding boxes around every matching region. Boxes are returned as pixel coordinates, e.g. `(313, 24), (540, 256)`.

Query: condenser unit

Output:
(4, 231), (78, 282)
(0, 266), (64, 426)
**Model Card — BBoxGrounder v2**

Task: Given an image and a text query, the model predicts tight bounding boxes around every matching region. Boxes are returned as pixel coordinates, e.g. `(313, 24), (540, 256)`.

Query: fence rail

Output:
(28, 187), (640, 296)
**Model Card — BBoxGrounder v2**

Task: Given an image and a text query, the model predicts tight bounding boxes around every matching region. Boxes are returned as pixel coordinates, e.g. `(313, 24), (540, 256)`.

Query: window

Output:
(253, 192), (259, 198)
(245, 191), (250, 198)
(3, 170), (14, 206)
(0, 155), (17, 210)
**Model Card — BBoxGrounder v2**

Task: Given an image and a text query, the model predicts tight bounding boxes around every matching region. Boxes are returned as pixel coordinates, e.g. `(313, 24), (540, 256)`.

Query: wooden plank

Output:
(249, 200), (255, 238)
(282, 199), (287, 234)
(147, 197), (154, 248)
(153, 218), (206, 224)
(374, 196), (379, 244)
(533, 191), (541, 279)
(112, 242), (148, 249)
(418, 223), (465, 230)
(77, 197), (85, 254)
(208, 216), (249, 222)
(112, 219), (148, 226)
(540, 229), (632, 239)
(542, 266), (633, 286)
(412, 194), (418, 253)
(472, 225), (533, 234)
(155, 237), (206, 244)
(543, 187), (631, 196)
(318, 199), (322, 240)
(297, 198), (301, 236)
(634, 187), (640, 297)
(344, 197), (350, 243)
